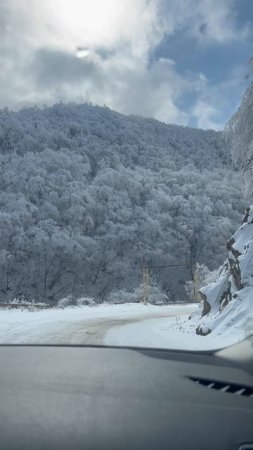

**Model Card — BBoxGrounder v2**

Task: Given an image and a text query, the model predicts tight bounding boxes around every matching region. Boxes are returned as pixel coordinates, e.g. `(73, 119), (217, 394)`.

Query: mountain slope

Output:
(0, 103), (244, 303)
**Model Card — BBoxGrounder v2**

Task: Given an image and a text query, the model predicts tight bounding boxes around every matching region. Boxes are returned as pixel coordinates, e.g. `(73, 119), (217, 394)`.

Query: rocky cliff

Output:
(196, 207), (253, 338)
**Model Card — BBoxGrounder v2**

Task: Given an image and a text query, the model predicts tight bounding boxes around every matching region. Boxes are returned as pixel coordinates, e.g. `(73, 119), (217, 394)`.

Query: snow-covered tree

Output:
(0, 103), (245, 304)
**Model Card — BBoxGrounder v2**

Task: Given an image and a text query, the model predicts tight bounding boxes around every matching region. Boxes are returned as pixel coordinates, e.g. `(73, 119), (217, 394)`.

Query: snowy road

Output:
(0, 303), (196, 346)
(0, 302), (246, 350)
(31, 317), (147, 345)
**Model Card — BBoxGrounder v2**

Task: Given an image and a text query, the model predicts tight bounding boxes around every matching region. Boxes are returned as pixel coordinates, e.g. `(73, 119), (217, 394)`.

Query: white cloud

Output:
(190, 0), (249, 44)
(0, 0), (250, 128)
(191, 100), (222, 130)
(160, 0), (250, 45)
(0, 0), (187, 124)
(190, 64), (248, 130)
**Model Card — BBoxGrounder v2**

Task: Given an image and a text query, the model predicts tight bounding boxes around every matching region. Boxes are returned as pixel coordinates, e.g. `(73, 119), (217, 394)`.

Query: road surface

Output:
(0, 304), (197, 345)
(34, 306), (195, 345)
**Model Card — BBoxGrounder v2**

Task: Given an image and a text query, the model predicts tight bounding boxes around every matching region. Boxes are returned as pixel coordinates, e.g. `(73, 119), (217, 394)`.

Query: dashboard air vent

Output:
(189, 377), (253, 398)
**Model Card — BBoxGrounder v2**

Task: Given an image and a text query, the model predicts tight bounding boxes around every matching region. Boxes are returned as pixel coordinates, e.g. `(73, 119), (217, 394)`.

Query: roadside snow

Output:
(196, 216), (253, 338)
(105, 310), (246, 351)
(196, 287), (253, 341)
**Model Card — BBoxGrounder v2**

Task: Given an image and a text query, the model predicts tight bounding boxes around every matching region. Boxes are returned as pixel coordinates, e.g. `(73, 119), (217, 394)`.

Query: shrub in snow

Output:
(76, 297), (96, 307)
(57, 296), (74, 308)
(58, 296), (97, 308)
(106, 285), (169, 305)
(2, 298), (50, 310)
(147, 285), (169, 304)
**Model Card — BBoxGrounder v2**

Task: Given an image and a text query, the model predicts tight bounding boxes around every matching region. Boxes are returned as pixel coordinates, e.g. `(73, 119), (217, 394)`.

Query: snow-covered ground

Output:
(0, 302), (249, 350)
(0, 303), (193, 345)
(105, 308), (248, 351)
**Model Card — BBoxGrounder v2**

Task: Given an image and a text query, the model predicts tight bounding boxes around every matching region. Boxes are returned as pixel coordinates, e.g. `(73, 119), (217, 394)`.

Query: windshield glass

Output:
(0, 0), (253, 350)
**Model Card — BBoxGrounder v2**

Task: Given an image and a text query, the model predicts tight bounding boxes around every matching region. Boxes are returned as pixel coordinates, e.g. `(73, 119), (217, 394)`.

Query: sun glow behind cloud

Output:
(40, 0), (126, 50)
(22, 0), (164, 59)
(76, 48), (91, 58)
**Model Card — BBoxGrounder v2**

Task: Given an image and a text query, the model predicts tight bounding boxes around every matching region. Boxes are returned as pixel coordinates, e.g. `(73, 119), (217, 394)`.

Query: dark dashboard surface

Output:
(0, 345), (253, 450)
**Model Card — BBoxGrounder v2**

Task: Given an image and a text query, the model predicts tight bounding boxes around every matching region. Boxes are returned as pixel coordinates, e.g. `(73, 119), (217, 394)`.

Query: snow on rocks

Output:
(196, 207), (253, 338)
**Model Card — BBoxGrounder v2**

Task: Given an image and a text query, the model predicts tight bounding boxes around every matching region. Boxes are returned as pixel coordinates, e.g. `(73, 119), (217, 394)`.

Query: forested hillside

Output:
(0, 103), (244, 304)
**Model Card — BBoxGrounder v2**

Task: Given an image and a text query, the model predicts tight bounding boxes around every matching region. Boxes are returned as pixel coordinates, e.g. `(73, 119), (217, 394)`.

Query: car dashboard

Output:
(0, 343), (253, 450)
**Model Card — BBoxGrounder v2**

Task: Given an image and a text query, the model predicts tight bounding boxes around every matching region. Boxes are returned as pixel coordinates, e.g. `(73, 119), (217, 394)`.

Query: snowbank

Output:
(105, 309), (246, 351)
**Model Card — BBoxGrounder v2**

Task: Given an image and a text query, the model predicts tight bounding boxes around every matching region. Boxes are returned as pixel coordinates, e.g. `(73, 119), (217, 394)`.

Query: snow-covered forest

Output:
(0, 103), (245, 304)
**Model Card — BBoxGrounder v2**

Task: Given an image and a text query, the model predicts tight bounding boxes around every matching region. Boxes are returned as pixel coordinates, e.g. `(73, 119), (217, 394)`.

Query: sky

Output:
(0, 0), (252, 130)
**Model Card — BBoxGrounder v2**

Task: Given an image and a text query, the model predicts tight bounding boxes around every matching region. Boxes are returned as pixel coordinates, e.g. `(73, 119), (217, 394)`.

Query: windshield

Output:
(0, 0), (253, 351)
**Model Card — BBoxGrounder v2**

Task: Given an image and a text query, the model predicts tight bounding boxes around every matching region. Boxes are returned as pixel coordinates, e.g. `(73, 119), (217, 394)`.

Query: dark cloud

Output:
(0, 0), (14, 45)
(30, 48), (101, 87)
(95, 47), (115, 60)
(0, 1), (9, 31)
(199, 23), (208, 35)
